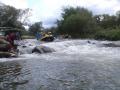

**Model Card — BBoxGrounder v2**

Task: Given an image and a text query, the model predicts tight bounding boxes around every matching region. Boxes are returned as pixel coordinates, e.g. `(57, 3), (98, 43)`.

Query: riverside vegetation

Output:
(0, 3), (120, 40)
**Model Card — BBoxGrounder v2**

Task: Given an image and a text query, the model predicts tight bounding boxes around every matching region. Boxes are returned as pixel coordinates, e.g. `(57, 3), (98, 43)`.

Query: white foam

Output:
(0, 39), (120, 62)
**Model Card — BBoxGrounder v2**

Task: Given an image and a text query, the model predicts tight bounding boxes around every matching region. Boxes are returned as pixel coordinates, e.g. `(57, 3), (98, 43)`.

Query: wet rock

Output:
(32, 46), (55, 54)
(87, 41), (91, 44)
(103, 43), (120, 47)
(32, 47), (42, 53)
(22, 45), (27, 48)
(0, 52), (11, 58)
(87, 41), (96, 44)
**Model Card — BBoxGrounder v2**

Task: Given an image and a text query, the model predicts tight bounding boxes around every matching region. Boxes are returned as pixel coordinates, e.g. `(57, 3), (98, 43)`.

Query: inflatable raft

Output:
(40, 35), (54, 42)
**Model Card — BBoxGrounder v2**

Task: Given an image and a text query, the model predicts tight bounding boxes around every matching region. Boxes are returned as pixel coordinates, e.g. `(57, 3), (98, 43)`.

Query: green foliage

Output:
(116, 11), (120, 26)
(21, 30), (30, 35)
(57, 7), (95, 38)
(2, 3), (120, 41)
(94, 14), (117, 29)
(55, 7), (120, 40)
(62, 14), (91, 33)
(29, 22), (42, 35)
(95, 29), (120, 41)
(0, 4), (29, 29)
(61, 7), (92, 20)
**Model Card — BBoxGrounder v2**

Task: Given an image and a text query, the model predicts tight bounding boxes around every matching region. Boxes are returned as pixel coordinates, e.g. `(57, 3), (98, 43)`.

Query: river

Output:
(0, 39), (120, 90)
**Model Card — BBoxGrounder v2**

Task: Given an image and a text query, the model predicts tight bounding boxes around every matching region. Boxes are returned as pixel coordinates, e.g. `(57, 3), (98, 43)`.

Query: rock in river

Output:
(32, 46), (55, 54)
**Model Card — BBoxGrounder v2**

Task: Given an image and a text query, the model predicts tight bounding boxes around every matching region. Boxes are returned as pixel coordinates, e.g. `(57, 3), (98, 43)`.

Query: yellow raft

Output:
(40, 34), (54, 42)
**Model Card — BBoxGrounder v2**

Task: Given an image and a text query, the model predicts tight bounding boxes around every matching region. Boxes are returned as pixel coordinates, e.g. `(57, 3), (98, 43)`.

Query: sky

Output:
(0, 0), (120, 28)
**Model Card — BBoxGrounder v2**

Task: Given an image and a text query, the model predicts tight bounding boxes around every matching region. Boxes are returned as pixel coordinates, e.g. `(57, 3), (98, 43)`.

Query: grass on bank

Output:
(21, 35), (35, 39)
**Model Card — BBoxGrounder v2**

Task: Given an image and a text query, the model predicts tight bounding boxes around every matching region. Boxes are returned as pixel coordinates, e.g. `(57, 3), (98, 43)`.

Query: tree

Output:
(100, 14), (117, 29)
(29, 22), (43, 35)
(57, 7), (95, 37)
(0, 4), (30, 29)
(116, 11), (120, 27)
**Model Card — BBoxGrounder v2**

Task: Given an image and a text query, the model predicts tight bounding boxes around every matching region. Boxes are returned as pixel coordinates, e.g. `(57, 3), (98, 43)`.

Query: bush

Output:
(95, 29), (120, 41)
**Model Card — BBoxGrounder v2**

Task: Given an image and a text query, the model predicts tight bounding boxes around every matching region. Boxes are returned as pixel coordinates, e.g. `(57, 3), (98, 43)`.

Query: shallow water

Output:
(0, 39), (120, 90)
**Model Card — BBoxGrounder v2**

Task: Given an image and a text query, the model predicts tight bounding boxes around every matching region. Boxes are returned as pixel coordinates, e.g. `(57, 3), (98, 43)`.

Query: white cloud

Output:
(85, 0), (120, 15)
(0, 0), (28, 9)
(1, 0), (120, 27)
(30, 0), (120, 27)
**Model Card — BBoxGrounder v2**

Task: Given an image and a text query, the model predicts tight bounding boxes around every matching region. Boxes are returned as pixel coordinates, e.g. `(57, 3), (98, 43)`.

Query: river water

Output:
(0, 39), (120, 90)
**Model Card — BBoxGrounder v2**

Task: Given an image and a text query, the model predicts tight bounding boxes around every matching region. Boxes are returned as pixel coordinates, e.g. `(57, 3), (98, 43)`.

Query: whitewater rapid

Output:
(0, 39), (120, 62)
(0, 39), (118, 61)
